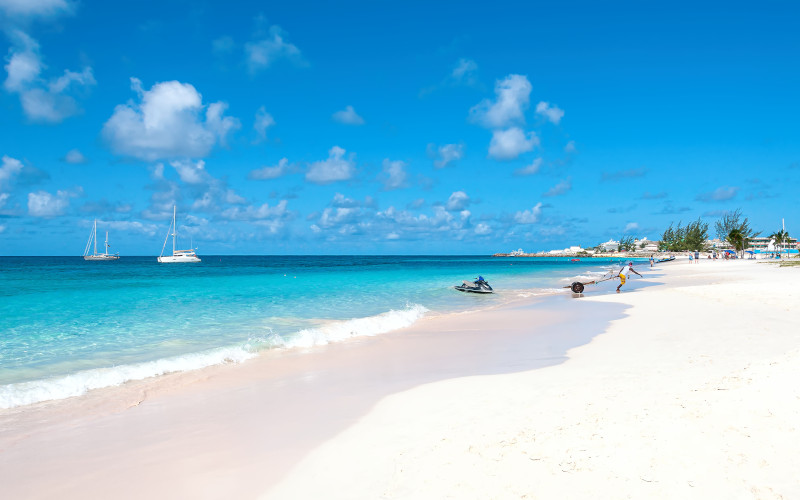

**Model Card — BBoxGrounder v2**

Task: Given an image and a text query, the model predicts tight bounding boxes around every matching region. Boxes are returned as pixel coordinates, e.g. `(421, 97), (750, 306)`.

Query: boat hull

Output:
(158, 254), (201, 263)
(84, 255), (119, 261)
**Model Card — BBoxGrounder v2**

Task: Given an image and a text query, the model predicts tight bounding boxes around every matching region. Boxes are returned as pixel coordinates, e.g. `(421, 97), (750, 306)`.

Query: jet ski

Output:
(454, 276), (493, 294)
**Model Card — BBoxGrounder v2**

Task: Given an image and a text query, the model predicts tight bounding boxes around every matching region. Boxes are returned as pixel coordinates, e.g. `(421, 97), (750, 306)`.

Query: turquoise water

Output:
(0, 255), (628, 408)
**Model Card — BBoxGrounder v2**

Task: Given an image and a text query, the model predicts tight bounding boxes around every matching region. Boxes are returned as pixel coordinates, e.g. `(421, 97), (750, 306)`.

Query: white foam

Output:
(280, 304), (429, 349)
(0, 304), (428, 409)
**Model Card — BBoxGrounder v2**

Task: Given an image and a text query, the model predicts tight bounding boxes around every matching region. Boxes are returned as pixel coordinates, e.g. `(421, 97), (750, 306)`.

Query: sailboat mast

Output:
(172, 205), (177, 255)
(105, 231), (109, 254)
(93, 220), (98, 256)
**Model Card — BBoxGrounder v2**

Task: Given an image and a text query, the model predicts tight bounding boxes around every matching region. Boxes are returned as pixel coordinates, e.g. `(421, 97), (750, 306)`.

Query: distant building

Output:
(600, 239), (619, 252)
(749, 236), (798, 251)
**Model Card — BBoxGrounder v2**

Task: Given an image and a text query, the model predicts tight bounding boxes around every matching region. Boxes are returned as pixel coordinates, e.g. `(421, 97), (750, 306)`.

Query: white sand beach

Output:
(2, 259), (799, 499)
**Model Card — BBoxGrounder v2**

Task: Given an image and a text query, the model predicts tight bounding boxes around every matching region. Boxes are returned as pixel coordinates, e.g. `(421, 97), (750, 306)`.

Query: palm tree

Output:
(727, 228), (747, 258)
(770, 229), (790, 257)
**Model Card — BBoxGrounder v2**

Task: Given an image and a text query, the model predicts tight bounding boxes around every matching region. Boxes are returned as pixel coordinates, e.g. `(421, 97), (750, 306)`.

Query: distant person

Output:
(649, 254), (655, 268)
(617, 262), (642, 293)
(694, 250), (700, 263)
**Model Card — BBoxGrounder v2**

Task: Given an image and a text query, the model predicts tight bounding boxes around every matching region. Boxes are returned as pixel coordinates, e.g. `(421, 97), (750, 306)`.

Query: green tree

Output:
(727, 228), (748, 258)
(715, 209), (760, 242)
(770, 229), (791, 255)
(684, 218), (710, 251)
(618, 235), (636, 252)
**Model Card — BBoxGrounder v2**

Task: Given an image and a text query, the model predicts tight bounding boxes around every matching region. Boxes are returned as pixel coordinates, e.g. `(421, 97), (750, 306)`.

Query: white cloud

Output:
(696, 186), (739, 202)
(27, 189), (74, 216)
(249, 158), (290, 180)
(332, 105), (364, 125)
(0, 193), (9, 208)
(3, 31), (95, 123)
(451, 58), (478, 83)
(381, 159), (407, 190)
(445, 191), (470, 211)
(63, 149), (87, 164)
(221, 200), (288, 220)
(103, 78), (239, 161)
(514, 202), (543, 224)
(488, 127), (538, 160)
(469, 74), (531, 128)
(624, 222), (640, 232)
(433, 143), (464, 168)
(0, 0), (72, 17)
(535, 101), (564, 124)
(245, 25), (304, 73)
(515, 157), (542, 176)
(105, 220), (159, 237)
(306, 146), (356, 184)
(564, 140), (577, 153)
(474, 223), (491, 235)
(170, 159), (209, 185)
(253, 106), (275, 141)
(543, 178), (572, 197)
(0, 155), (24, 187)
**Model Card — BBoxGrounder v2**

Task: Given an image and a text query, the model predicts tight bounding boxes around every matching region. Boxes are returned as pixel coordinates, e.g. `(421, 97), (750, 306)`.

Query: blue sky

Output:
(1, 0), (798, 255)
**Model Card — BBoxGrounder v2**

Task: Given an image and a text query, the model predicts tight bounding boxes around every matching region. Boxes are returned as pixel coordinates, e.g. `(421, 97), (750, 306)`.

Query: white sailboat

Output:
(83, 220), (120, 261)
(158, 206), (201, 263)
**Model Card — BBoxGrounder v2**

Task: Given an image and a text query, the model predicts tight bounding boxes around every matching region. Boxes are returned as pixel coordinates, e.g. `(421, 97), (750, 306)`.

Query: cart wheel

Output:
(570, 282), (585, 294)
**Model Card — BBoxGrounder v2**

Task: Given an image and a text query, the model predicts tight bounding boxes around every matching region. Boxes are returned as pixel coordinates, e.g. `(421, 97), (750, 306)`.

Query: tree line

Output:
(658, 209), (783, 256)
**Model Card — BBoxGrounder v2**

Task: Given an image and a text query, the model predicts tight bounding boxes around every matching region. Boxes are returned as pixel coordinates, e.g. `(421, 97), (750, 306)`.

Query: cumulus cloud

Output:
(102, 78), (240, 161)
(469, 74), (531, 128)
(445, 191), (470, 211)
(474, 223), (491, 235)
(245, 25), (305, 73)
(0, 155), (24, 188)
(306, 146), (356, 184)
(63, 149), (87, 164)
(514, 202), (543, 224)
(253, 106), (275, 141)
(624, 222), (640, 232)
(535, 101), (564, 124)
(3, 31), (95, 123)
(332, 105), (364, 125)
(543, 178), (572, 197)
(431, 143), (464, 168)
(515, 157), (542, 176)
(249, 158), (291, 180)
(171, 159), (211, 185)
(381, 159), (408, 190)
(221, 199), (288, 221)
(488, 127), (538, 160)
(696, 186), (739, 202)
(27, 188), (76, 216)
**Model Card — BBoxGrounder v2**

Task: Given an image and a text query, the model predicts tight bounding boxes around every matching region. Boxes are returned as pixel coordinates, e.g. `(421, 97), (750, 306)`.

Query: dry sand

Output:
(263, 259), (800, 499)
(1, 259), (798, 499)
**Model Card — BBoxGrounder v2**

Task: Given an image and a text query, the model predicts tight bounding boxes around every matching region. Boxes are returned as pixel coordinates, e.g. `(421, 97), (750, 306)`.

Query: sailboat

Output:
(158, 206), (201, 263)
(83, 220), (120, 261)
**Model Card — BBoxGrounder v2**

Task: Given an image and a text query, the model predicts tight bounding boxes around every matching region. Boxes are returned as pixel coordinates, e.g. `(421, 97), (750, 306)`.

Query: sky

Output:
(1, 0), (798, 256)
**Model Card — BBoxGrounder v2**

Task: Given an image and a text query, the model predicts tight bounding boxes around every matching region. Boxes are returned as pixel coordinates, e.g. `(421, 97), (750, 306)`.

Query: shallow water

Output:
(0, 255), (630, 407)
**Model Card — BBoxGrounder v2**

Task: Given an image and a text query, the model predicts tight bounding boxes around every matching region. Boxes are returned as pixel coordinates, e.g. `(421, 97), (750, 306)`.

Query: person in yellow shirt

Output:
(617, 262), (642, 293)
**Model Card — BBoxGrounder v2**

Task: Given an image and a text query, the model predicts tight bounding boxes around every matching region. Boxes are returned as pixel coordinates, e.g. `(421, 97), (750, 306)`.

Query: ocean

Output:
(0, 255), (629, 408)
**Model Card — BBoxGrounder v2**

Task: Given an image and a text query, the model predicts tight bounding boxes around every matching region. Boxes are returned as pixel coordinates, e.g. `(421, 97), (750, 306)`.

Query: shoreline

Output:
(266, 259), (800, 499)
(3, 259), (798, 498)
(0, 259), (615, 410)
(0, 271), (628, 498)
